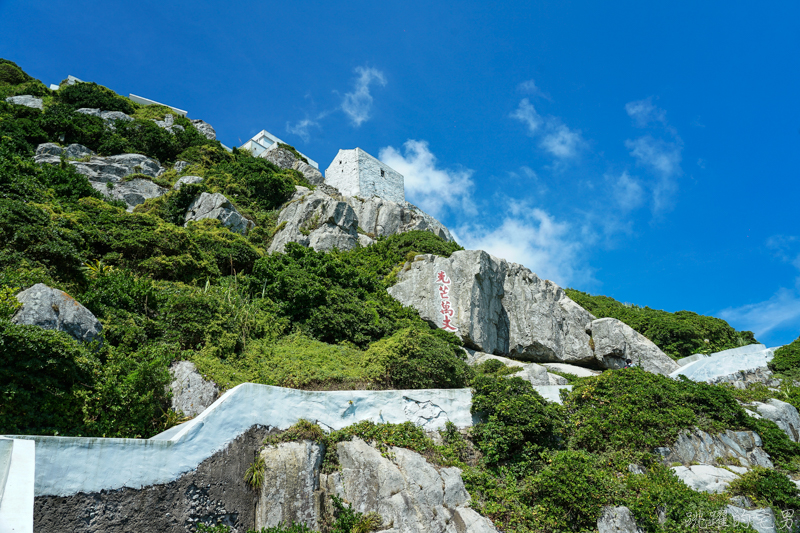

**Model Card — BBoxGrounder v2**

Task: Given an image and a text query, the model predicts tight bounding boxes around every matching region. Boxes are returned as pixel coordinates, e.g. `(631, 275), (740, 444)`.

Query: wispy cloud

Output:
(510, 98), (585, 160)
(624, 134), (683, 212)
(457, 202), (593, 287)
(285, 118), (319, 143)
(610, 171), (645, 212)
(341, 66), (386, 127)
(517, 79), (550, 100)
(379, 140), (474, 217)
(625, 97), (667, 127)
(719, 235), (800, 341)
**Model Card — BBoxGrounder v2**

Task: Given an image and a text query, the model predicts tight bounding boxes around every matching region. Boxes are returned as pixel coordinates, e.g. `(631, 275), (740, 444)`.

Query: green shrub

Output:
(470, 375), (563, 471)
(728, 466), (800, 510)
(277, 142), (308, 164)
(327, 495), (381, 533)
(56, 82), (137, 114)
(0, 320), (98, 435)
(364, 326), (471, 389)
(566, 289), (758, 359)
(528, 450), (618, 531)
(747, 418), (800, 471)
(79, 343), (173, 438)
(203, 155), (303, 212)
(769, 335), (800, 374)
(162, 183), (208, 225)
(563, 369), (751, 454)
(0, 286), (21, 319)
(0, 59), (31, 85)
(38, 103), (106, 150)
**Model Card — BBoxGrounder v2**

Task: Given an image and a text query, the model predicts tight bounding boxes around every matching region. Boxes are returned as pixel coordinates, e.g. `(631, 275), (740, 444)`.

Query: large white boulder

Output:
(12, 284), (102, 343)
(101, 178), (168, 212)
(388, 250), (597, 366)
(671, 464), (740, 493)
(726, 506), (777, 533)
(465, 350), (568, 386)
(168, 361), (218, 418)
(346, 196), (454, 243)
(752, 399), (800, 442)
(185, 192), (255, 235)
(655, 428), (773, 469)
(597, 506), (643, 533)
(5, 94), (43, 109)
(589, 318), (680, 375)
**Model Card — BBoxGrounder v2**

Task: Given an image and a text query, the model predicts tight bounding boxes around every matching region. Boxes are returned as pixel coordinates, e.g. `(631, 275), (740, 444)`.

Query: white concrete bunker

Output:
(324, 148), (405, 204)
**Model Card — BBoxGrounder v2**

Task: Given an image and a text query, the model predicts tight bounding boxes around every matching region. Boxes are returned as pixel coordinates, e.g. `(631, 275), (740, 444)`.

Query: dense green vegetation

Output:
(769, 335), (800, 375)
(0, 60), (469, 438)
(565, 289), (758, 360)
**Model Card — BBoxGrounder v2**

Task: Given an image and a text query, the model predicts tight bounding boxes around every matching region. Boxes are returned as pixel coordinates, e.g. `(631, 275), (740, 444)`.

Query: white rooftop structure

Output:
(241, 130), (318, 169)
(325, 148), (405, 204)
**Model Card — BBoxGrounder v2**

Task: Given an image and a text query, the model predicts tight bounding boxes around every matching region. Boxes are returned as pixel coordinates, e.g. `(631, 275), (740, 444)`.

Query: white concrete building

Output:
(324, 148), (405, 204)
(241, 130), (318, 169)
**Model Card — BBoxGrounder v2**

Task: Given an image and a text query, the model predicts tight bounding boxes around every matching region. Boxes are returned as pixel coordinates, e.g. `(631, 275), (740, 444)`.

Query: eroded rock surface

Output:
(105, 178), (168, 211)
(465, 350), (568, 386)
(590, 318), (680, 375)
(12, 283), (102, 343)
(597, 506), (643, 533)
(76, 108), (134, 127)
(671, 464), (740, 494)
(169, 361), (219, 418)
(726, 506), (778, 533)
(185, 192), (255, 235)
(191, 119), (216, 140)
(173, 175), (204, 189)
(347, 196), (454, 243)
(256, 441), (323, 531)
(388, 250), (597, 365)
(655, 428), (773, 469)
(268, 187), (359, 253)
(752, 399), (800, 442)
(262, 147), (324, 186)
(153, 113), (184, 134)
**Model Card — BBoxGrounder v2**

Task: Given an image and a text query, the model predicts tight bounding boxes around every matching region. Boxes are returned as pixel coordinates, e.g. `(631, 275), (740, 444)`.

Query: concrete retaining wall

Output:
(12, 384), (475, 497)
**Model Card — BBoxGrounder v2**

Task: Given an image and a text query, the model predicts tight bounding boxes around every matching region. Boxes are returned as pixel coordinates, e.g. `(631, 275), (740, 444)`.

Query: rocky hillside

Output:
(3, 58), (800, 533)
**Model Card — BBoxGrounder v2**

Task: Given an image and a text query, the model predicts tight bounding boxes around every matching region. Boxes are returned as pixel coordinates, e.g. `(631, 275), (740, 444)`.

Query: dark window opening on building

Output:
(380, 169), (385, 177)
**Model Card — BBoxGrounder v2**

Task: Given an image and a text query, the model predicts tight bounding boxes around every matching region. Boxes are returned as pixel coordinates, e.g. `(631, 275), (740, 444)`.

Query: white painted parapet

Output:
(10, 384), (475, 498)
(0, 437), (35, 533)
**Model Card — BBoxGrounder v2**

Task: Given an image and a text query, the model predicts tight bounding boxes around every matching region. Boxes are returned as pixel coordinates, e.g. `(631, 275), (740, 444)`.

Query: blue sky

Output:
(2, 0), (799, 346)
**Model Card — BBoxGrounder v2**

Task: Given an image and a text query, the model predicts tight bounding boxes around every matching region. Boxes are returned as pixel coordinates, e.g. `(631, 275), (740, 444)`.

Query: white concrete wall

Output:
(357, 148), (405, 204)
(0, 438), (35, 533)
(324, 148), (404, 204)
(11, 384), (475, 498)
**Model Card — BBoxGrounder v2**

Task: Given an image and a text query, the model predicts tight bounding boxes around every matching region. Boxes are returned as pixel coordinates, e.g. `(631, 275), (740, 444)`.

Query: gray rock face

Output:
(12, 284), (102, 343)
(191, 119), (216, 140)
(256, 441), (324, 531)
(34, 143), (168, 210)
(726, 506), (777, 533)
(347, 196), (454, 243)
(590, 318), (680, 375)
(752, 399), (800, 442)
(153, 113), (184, 134)
(102, 178), (168, 212)
(5, 95), (43, 109)
(169, 361), (219, 418)
(671, 464), (740, 494)
(388, 250), (597, 366)
(268, 187), (359, 253)
(465, 350), (567, 386)
(654, 428), (773, 469)
(261, 146), (324, 186)
(597, 506), (643, 533)
(185, 192), (255, 235)
(541, 362), (602, 378)
(173, 175), (204, 190)
(75, 108), (134, 127)
(174, 160), (190, 173)
(333, 438), (494, 533)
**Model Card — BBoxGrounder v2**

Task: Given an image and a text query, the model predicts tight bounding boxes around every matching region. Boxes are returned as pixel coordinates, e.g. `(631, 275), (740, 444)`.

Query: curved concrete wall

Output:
(10, 384), (475, 497)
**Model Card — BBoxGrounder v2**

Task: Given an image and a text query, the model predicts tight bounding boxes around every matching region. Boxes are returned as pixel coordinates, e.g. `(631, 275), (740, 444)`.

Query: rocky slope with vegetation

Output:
(3, 58), (800, 533)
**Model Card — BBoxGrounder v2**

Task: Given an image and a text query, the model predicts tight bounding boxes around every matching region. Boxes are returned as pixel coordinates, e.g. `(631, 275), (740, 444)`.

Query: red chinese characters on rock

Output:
(435, 270), (458, 332)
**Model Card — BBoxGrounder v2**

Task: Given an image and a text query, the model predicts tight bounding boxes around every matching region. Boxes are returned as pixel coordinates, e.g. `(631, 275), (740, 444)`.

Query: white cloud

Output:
(285, 118), (319, 143)
(341, 66), (387, 127)
(719, 288), (800, 339)
(720, 235), (800, 340)
(510, 98), (543, 135)
(379, 140), (474, 217)
(540, 123), (585, 159)
(625, 136), (682, 178)
(610, 171), (645, 212)
(457, 204), (593, 287)
(517, 79), (550, 100)
(511, 99), (585, 160)
(625, 98), (667, 127)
